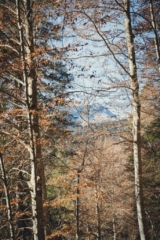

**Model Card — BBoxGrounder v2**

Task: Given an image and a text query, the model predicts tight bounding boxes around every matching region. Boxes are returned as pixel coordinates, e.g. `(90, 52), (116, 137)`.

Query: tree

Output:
(63, 0), (148, 238)
(0, 153), (15, 240)
(142, 118), (160, 239)
(0, 0), (45, 239)
(69, 119), (135, 240)
(123, 0), (147, 239)
(1, 0), (160, 239)
(149, 0), (160, 72)
(0, 0), (75, 239)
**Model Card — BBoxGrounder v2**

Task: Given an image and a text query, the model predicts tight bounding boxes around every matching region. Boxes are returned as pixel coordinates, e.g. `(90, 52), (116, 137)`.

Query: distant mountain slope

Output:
(69, 103), (117, 124)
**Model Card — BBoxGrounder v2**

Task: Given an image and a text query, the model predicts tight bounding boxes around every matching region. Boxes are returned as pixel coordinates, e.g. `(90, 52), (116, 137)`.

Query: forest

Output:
(0, 0), (160, 239)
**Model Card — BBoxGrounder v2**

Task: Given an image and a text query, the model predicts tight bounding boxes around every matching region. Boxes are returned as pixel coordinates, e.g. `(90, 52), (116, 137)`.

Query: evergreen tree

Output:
(142, 118), (160, 239)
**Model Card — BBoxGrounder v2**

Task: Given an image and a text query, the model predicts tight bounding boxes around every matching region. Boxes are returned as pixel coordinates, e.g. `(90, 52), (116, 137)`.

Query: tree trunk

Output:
(149, 0), (160, 72)
(16, 1), (46, 239)
(76, 171), (80, 240)
(113, 214), (117, 240)
(96, 202), (101, 240)
(76, 150), (86, 239)
(0, 153), (15, 240)
(24, 0), (45, 238)
(123, 0), (147, 239)
(95, 172), (101, 240)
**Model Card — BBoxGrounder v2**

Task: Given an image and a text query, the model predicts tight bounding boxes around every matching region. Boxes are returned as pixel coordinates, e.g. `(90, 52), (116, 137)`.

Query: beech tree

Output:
(62, 0), (154, 238)
(0, 0), (74, 239)
(123, 0), (147, 239)
(0, 0), (45, 239)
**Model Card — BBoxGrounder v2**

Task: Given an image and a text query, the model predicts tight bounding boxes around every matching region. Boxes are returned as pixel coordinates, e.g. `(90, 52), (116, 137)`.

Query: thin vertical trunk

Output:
(0, 153), (15, 240)
(76, 149), (87, 239)
(76, 170), (80, 240)
(95, 172), (101, 240)
(96, 202), (101, 240)
(149, 0), (160, 72)
(113, 214), (117, 240)
(87, 224), (90, 240)
(123, 0), (147, 239)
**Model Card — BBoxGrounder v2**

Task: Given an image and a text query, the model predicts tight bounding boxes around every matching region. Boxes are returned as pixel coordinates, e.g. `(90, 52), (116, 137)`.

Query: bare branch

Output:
(0, 130), (31, 153)
(9, 74), (24, 86)
(10, 168), (31, 177)
(0, 88), (25, 105)
(0, 44), (19, 54)
(0, 3), (16, 14)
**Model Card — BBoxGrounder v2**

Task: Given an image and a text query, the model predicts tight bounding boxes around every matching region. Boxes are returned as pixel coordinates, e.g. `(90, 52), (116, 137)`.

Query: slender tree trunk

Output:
(123, 0), (147, 239)
(16, 1), (46, 239)
(149, 0), (160, 72)
(95, 172), (101, 240)
(96, 202), (101, 240)
(87, 224), (90, 240)
(76, 149), (86, 239)
(76, 170), (80, 240)
(112, 213), (117, 240)
(0, 153), (15, 240)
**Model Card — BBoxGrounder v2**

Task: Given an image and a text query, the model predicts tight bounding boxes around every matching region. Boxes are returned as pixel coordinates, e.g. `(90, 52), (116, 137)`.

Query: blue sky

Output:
(43, 9), (132, 119)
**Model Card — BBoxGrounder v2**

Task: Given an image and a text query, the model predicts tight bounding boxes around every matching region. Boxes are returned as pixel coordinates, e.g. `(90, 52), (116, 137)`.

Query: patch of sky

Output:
(38, 8), (131, 119)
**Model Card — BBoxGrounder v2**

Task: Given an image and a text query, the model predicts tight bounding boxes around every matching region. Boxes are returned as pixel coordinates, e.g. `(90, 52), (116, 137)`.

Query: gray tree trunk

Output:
(123, 0), (147, 239)
(149, 0), (160, 72)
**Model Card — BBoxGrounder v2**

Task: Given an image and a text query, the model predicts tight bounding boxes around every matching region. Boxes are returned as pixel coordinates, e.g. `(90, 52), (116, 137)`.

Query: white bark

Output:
(123, 0), (146, 239)
(15, 1), (46, 239)
(24, 0), (45, 237)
